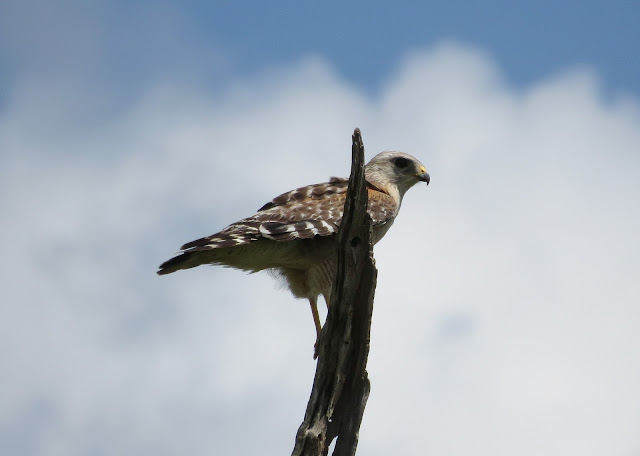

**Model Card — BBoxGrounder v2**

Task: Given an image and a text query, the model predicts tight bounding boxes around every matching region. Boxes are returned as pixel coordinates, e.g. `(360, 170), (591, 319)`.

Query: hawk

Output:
(158, 151), (429, 350)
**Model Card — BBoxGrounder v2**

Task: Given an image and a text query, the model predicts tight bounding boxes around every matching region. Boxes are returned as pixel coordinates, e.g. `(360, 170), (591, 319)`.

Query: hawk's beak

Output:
(418, 172), (430, 185)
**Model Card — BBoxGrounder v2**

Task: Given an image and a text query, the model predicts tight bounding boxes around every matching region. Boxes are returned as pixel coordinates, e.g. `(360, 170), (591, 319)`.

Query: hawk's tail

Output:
(157, 252), (197, 275)
(157, 223), (260, 276)
(156, 242), (264, 276)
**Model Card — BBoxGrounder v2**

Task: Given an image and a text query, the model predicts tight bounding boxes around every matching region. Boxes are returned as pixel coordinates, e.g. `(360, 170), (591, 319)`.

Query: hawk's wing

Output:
(180, 178), (398, 251)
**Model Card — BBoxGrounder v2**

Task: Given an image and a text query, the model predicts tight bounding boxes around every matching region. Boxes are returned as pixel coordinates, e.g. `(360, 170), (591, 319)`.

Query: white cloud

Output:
(1, 42), (639, 456)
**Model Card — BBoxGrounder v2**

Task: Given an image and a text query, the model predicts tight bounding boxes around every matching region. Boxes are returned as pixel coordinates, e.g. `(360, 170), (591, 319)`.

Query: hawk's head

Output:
(365, 151), (430, 198)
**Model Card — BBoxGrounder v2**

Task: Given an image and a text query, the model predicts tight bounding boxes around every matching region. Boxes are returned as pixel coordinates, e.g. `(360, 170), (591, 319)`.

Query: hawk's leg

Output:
(309, 297), (322, 359)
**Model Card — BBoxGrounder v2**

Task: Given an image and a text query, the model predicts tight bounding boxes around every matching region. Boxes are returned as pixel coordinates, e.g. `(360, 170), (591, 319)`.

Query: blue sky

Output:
(1, 2), (640, 456)
(195, 1), (640, 93)
(2, 1), (639, 105)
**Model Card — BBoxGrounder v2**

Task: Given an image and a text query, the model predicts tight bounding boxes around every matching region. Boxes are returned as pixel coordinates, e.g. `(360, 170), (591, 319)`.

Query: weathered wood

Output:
(292, 129), (377, 456)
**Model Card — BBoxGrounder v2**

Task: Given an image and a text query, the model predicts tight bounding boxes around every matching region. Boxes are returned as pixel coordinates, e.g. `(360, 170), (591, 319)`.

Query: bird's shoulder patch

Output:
(367, 187), (398, 225)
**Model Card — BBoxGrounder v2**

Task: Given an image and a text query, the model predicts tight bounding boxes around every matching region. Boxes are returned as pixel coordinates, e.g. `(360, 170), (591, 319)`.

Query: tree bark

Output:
(292, 128), (377, 456)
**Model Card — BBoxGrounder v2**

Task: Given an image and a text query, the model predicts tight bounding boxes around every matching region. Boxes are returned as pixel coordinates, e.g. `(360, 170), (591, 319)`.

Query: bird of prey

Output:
(158, 151), (429, 351)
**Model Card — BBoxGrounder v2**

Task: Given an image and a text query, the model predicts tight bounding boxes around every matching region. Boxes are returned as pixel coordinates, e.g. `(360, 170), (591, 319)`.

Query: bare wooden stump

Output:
(292, 128), (377, 456)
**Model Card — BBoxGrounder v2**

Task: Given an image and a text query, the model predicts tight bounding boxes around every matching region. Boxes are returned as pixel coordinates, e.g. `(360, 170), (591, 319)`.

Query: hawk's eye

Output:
(394, 157), (409, 169)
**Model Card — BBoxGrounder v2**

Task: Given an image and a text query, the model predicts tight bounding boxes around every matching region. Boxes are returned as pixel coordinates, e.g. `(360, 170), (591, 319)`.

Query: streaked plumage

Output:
(158, 151), (430, 353)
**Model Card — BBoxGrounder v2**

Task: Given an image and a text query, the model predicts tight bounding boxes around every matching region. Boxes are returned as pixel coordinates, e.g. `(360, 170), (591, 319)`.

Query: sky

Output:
(1, 1), (639, 455)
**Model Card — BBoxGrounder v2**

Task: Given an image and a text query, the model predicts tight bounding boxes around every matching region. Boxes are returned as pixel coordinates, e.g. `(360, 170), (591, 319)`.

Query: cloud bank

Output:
(1, 43), (639, 456)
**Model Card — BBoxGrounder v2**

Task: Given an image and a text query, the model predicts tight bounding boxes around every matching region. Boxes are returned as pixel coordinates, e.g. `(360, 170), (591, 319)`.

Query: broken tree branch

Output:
(292, 128), (377, 456)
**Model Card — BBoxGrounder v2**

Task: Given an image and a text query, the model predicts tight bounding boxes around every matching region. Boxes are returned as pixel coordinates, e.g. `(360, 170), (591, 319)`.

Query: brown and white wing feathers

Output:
(177, 178), (398, 252)
(179, 179), (349, 251)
